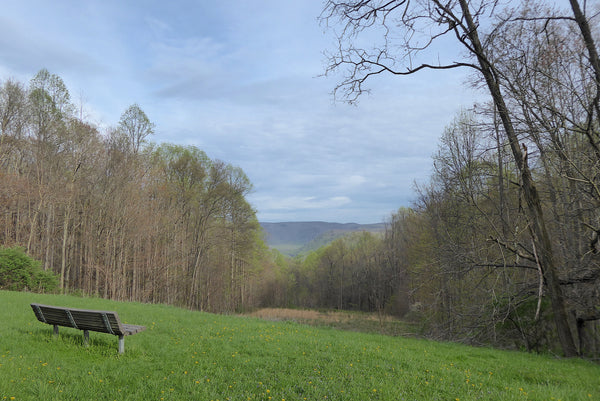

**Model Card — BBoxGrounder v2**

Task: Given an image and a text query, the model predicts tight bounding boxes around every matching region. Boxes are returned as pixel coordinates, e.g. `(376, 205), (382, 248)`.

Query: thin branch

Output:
(488, 236), (537, 263)
(531, 239), (544, 322)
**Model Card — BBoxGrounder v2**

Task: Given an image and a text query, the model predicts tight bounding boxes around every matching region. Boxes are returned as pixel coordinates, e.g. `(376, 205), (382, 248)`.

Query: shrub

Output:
(0, 246), (58, 292)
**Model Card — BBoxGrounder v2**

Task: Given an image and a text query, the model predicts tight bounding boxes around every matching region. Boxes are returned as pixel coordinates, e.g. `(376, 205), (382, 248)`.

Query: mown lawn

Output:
(1, 290), (598, 400)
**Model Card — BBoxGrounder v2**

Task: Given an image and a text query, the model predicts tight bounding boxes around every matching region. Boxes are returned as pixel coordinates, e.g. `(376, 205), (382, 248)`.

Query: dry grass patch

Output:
(245, 308), (416, 336)
(247, 308), (352, 322)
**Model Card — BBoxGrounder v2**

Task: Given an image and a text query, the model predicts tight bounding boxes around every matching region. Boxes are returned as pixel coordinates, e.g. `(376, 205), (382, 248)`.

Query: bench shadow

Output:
(22, 326), (116, 353)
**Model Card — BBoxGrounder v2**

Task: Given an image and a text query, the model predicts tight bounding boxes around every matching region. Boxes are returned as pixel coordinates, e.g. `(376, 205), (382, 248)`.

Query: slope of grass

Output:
(1, 290), (598, 401)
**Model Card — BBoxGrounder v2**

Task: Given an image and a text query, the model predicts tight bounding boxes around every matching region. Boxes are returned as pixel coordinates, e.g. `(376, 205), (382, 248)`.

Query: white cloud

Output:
(345, 175), (367, 186)
(262, 196), (352, 211)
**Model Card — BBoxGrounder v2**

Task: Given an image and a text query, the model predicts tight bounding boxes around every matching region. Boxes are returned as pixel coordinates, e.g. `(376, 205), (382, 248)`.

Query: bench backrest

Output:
(31, 303), (126, 336)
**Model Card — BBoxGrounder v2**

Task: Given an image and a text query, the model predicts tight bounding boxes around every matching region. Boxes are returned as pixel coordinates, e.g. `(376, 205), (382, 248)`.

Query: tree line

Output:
(0, 69), (267, 312)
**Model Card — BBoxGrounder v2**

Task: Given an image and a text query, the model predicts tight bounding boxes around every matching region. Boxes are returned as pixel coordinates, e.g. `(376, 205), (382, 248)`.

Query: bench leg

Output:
(84, 330), (89, 347)
(53, 325), (59, 337)
(118, 335), (124, 354)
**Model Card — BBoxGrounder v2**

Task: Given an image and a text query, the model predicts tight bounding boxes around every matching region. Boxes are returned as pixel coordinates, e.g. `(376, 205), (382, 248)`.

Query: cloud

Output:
(148, 36), (237, 100)
(0, 17), (104, 76)
(147, 65), (474, 224)
(260, 195), (352, 211)
(345, 175), (367, 186)
(0, 0), (480, 224)
(253, 195), (356, 222)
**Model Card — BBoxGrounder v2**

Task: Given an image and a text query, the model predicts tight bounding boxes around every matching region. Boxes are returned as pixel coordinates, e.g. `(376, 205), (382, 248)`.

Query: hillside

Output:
(260, 221), (386, 256)
(2, 290), (599, 400)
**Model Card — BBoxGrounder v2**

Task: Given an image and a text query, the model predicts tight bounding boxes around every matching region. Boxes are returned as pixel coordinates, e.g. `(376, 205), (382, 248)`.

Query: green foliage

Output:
(29, 68), (73, 121)
(118, 103), (155, 153)
(0, 247), (58, 292)
(288, 231), (399, 314)
(1, 291), (599, 400)
(494, 296), (557, 353)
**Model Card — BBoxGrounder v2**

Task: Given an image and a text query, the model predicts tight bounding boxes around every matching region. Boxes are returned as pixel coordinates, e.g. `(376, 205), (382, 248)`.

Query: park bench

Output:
(30, 303), (146, 354)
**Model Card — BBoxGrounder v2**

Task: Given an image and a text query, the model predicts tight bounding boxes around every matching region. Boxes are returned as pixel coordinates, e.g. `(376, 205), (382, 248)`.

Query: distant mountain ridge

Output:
(260, 221), (386, 256)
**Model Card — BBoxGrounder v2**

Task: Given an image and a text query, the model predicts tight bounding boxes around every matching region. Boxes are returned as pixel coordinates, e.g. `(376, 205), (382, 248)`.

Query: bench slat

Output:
(36, 309), (73, 327)
(69, 310), (120, 334)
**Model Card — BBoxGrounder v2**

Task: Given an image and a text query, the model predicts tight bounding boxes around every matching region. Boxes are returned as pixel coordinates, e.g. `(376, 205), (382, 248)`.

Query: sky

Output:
(0, 0), (479, 224)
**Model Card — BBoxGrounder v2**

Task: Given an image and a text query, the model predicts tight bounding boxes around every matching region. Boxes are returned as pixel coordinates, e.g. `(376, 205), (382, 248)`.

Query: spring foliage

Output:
(0, 246), (58, 292)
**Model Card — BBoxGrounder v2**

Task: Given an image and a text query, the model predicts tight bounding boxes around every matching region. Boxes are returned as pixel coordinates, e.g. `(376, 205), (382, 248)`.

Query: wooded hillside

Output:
(260, 221), (385, 255)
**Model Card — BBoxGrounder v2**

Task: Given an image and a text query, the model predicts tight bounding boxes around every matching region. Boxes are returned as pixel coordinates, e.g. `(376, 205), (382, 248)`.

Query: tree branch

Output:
(488, 236), (537, 263)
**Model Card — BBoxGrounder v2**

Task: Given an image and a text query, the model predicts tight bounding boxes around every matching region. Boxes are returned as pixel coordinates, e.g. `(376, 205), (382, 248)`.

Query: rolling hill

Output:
(260, 221), (386, 256)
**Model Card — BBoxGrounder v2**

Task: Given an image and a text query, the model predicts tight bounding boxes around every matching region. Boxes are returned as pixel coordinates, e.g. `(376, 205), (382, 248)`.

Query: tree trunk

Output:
(569, 0), (600, 91)
(60, 206), (70, 292)
(569, 0), (600, 158)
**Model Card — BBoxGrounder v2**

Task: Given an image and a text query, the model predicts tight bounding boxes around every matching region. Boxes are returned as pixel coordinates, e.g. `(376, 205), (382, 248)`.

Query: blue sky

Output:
(0, 0), (478, 223)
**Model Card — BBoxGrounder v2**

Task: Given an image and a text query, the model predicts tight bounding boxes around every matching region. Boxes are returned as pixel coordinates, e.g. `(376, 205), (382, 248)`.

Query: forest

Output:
(1, 0), (600, 358)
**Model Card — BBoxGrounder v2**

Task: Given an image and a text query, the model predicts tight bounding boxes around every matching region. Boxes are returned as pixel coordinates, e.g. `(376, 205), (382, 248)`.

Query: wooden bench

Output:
(31, 303), (146, 354)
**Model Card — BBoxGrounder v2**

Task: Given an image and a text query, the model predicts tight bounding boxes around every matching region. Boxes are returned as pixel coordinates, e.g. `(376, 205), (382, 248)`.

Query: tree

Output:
(483, 1), (600, 353)
(569, 0), (600, 142)
(118, 104), (154, 154)
(321, 0), (579, 356)
(221, 165), (258, 311)
(0, 246), (58, 292)
(28, 68), (73, 148)
(0, 79), (27, 171)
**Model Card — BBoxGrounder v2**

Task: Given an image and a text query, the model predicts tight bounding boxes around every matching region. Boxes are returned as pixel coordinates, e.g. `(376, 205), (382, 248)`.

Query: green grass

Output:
(1, 290), (598, 400)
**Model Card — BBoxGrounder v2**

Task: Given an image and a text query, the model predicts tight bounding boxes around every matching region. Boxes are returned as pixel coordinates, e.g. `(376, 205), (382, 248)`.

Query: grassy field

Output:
(1, 291), (598, 400)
